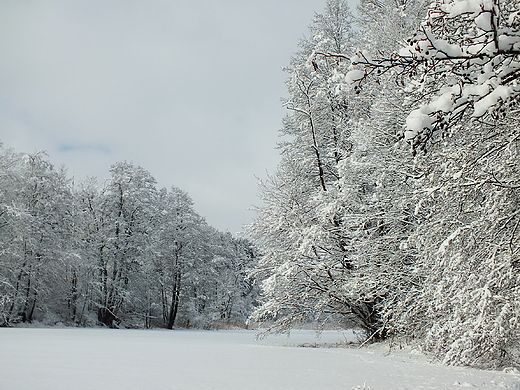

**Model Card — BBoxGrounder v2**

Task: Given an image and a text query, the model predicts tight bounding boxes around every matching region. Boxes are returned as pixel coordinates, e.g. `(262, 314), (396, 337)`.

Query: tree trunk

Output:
(166, 272), (181, 329)
(98, 306), (118, 328)
(68, 269), (78, 322)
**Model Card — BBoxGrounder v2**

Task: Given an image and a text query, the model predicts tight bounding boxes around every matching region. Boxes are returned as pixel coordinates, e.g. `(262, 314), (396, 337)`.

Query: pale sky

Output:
(0, 0), (333, 234)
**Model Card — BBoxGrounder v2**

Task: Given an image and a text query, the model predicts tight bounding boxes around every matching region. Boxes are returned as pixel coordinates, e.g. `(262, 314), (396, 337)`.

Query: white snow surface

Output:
(0, 328), (519, 390)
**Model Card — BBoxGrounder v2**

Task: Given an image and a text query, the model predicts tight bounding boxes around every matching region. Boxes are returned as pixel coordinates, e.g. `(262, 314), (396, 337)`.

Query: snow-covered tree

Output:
(332, 0), (520, 367)
(144, 186), (205, 329)
(0, 149), (74, 325)
(210, 235), (259, 325)
(249, 0), (426, 340)
(66, 177), (102, 325)
(247, 0), (408, 337)
(90, 162), (159, 327)
(399, 0), (520, 151)
(0, 146), (23, 325)
(340, 0), (520, 153)
(0, 143), (258, 329)
(386, 106), (520, 368)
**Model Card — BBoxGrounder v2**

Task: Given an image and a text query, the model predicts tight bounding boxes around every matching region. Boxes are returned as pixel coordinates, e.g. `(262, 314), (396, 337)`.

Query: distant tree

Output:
(0, 146), (22, 325)
(71, 177), (108, 326)
(196, 231), (259, 327)
(92, 162), (158, 327)
(0, 143), (259, 330)
(145, 186), (204, 329)
(0, 149), (73, 325)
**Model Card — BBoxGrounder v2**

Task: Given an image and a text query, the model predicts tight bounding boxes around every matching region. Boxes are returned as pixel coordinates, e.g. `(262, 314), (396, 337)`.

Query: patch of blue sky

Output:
(58, 143), (111, 154)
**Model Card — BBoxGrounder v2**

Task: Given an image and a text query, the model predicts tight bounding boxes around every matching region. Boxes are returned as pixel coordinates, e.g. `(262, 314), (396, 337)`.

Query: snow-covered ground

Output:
(0, 328), (518, 390)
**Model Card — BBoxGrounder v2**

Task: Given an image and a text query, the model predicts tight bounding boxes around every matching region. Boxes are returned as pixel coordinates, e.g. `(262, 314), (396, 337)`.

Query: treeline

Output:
(248, 0), (520, 369)
(0, 147), (258, 329)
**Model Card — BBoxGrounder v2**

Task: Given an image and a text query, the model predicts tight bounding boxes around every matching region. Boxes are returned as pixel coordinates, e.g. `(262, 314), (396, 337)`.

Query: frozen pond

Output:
(0, 328), (518, 389)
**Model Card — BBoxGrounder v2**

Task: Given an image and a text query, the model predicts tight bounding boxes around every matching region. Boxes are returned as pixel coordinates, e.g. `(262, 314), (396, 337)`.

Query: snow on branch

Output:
(315, 0), (520, 153)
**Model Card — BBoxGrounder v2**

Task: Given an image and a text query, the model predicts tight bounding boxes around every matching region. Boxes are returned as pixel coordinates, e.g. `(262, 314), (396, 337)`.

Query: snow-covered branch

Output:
(316, 0), (520, 153)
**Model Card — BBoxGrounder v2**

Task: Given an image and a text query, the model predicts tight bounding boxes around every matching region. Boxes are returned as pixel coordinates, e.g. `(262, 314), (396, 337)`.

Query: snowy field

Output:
(0, 328), (518, 390)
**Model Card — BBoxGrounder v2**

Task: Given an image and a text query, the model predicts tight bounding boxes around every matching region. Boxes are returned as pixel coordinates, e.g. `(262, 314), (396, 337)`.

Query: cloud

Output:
(0, 0), (332, 233)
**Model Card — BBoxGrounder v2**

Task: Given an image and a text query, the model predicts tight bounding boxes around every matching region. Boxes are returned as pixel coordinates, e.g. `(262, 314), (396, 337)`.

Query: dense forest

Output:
(247, 0), (520, 369)
(0, 151), (259, 329)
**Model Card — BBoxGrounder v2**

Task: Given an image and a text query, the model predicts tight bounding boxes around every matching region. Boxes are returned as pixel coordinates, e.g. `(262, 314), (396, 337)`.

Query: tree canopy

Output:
(0, 149), (258, 329)
(248, 0), (520, 369)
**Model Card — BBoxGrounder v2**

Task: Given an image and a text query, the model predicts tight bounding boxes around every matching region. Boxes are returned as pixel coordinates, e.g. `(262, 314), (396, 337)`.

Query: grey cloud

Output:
(0, 0), (331, 233)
